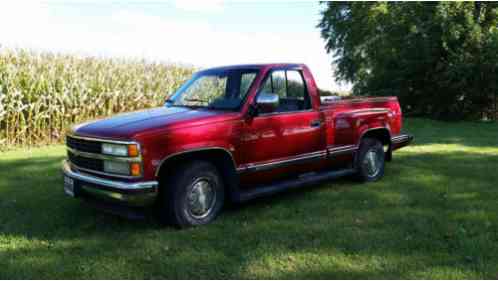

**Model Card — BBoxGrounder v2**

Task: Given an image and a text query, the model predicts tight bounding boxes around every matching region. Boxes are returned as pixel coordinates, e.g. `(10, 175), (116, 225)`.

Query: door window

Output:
(260, 70), (311, 113)
(287, 70), (306, 99)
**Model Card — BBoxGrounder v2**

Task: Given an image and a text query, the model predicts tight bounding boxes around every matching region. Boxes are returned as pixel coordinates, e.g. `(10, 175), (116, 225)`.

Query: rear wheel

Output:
(157, 160), (225, 228)
(355, 138), (385, 182)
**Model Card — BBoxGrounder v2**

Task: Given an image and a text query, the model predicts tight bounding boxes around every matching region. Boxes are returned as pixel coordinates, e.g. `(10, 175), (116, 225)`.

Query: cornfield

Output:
(0, 48), (194, 149)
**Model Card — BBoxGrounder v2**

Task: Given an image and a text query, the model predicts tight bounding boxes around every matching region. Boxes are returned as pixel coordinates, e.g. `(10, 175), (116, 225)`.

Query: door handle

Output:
(310, 120), (321, 127)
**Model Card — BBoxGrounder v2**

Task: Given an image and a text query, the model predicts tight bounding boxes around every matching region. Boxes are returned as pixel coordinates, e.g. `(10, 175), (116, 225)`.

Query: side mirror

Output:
(255, 92), (279, 114)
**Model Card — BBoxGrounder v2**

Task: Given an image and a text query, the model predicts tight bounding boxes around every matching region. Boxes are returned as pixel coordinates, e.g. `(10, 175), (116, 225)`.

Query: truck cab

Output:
(63, 63), (412, 227)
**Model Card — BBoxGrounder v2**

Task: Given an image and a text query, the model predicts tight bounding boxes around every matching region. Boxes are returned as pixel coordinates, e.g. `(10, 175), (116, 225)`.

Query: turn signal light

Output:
(128, 144), (139, 157)
(130, 163), (141, 177)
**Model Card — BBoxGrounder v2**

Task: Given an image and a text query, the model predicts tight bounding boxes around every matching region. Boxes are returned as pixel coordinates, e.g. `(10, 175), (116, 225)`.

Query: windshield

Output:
(166, 69), (259, 110)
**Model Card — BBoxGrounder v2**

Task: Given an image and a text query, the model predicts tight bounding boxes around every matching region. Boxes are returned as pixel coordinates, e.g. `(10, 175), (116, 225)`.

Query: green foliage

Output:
(0, 48), (194, 148)
(1, 118), (498, 278)
(319, 88), (351, 97)
(319, 2), (498, 120)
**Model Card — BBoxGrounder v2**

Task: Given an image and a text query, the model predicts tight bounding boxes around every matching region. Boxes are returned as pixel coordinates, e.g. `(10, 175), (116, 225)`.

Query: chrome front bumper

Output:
(62, 160), (158, 207)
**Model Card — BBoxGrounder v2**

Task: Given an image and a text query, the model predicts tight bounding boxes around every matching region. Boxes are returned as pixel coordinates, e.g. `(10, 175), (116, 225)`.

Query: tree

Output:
(319, 2), (498, 120)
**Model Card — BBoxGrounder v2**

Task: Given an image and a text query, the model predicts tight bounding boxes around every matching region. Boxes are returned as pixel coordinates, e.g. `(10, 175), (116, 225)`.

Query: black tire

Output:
(157, 160), (225, 228)
(355, 138), (385, 182)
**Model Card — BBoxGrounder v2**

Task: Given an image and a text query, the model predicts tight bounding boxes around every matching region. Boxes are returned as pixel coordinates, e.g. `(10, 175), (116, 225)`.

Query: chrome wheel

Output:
(363, 148), (382, 178)
(187, 178), (217, 219)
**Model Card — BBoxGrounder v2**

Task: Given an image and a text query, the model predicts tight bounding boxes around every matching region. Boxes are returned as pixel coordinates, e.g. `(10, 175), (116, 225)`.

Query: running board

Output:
(238, 168), (356, 202)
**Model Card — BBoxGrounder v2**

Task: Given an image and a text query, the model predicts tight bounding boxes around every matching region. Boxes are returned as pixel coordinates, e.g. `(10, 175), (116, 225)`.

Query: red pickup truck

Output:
(63, 63), (412, 227)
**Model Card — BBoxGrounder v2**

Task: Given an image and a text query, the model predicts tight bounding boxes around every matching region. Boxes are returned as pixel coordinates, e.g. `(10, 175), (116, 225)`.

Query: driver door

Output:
(238, 69), (326, 186)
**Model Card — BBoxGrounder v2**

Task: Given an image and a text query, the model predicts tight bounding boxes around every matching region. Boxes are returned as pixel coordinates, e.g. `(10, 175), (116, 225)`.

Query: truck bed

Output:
(319, 96), (403, 148)
(320, 96), (399, 108)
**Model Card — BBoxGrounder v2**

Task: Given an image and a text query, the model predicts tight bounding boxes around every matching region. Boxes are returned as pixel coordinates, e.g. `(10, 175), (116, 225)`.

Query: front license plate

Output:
(64, 176), (75, 197)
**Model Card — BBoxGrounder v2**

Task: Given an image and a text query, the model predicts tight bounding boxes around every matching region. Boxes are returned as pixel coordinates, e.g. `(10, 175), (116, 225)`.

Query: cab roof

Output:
(201, 63), (306, 72)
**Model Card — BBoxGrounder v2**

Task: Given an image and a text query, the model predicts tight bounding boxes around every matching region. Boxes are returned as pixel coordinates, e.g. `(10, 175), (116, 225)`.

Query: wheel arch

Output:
(155, 148), (240, 202)
(358, 127), (392, 161)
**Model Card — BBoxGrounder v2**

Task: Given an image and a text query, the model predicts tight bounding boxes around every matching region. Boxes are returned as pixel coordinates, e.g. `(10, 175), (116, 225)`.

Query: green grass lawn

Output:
(1, 118), (497, 279)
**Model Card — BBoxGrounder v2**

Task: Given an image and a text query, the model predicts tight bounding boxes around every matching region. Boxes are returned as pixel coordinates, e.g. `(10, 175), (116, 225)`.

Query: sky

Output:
(0, 0), (351, 91)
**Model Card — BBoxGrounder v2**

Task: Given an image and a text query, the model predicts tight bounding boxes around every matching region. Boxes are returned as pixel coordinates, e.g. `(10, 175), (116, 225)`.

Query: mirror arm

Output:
(247, 103), (258, 117)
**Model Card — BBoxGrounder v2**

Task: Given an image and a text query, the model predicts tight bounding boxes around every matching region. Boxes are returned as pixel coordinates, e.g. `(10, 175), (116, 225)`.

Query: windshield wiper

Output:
(169, 98), (229, 110)
(183, 98), (209, 103)
(165, 98), (186, 108)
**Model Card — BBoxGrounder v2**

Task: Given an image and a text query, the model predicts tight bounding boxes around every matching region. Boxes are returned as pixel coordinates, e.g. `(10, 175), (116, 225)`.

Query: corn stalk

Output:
(0, 48), (194, 149)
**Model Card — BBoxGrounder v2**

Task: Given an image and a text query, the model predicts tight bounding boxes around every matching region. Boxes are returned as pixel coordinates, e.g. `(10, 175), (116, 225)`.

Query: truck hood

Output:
(73, 106), (238, 139)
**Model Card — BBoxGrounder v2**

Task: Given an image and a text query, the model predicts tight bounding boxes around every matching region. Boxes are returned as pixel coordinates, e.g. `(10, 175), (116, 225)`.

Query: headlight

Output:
(103, 161), (142, 176)
(102, 144), (128, 156)
(102, 143), (139, 157)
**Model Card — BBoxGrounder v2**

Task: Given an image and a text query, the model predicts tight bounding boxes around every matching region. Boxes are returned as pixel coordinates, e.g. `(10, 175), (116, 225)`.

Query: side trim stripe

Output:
(327, 145), (358, 155)
(238, 144), (358, 174)
(237, 150), (327, 173)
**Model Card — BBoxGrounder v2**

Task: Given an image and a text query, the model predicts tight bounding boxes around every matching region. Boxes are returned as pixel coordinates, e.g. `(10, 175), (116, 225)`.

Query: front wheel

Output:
(355, 138), (385, 182)
(157, 161), (225, 228)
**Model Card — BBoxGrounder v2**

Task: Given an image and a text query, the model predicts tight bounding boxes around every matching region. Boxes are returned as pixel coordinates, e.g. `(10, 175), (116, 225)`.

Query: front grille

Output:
(68, 151), (103, 172)
(66, 136), (102, 154)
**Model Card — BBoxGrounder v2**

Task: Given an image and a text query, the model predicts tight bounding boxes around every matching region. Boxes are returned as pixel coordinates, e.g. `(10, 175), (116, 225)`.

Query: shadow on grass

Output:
(0, 155), (160, 235)
(1, 147), (498, 278)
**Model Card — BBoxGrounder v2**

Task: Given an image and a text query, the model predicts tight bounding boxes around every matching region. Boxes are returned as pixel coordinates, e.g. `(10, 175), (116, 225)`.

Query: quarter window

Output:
(240, 72), (257, 98)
